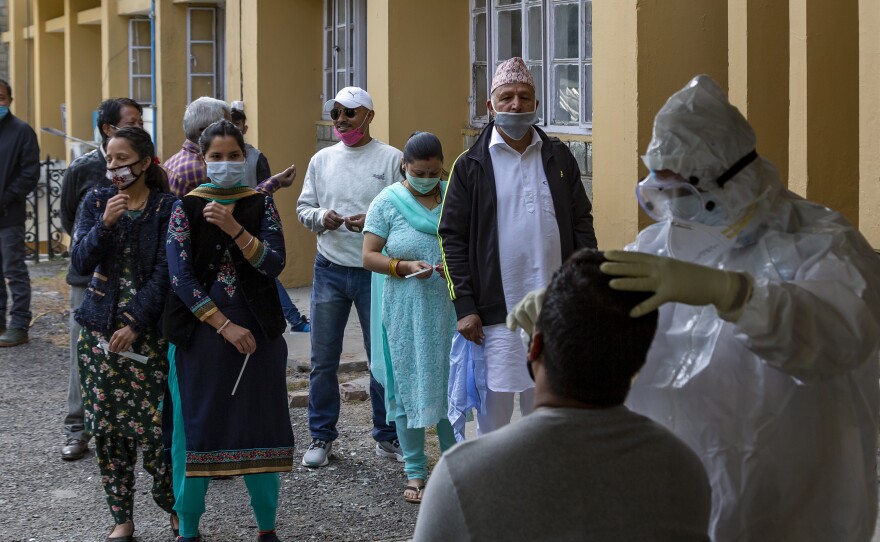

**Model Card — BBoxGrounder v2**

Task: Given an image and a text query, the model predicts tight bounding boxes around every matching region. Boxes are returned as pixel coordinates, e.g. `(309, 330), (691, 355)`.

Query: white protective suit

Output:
(628, 75), (880, 541)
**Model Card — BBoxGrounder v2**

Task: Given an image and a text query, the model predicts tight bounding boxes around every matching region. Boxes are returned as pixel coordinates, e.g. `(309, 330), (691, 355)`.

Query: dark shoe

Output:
(61, 438), (88, 461)
(176, 537), (202, 542)
(0, 328), (27, 347)
(258, 530), (282, 542)
(106, 521), (134, 541)
(289, 315), (310, 333)
(171, 513), (179, 537)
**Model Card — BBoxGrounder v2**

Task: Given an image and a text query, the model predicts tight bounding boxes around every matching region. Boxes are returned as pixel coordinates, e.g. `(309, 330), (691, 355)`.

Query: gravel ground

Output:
(0, 260), (423, 542)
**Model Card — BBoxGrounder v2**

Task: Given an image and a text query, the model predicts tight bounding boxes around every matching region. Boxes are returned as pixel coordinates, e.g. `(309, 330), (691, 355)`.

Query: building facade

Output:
(1, 0), (878, 285)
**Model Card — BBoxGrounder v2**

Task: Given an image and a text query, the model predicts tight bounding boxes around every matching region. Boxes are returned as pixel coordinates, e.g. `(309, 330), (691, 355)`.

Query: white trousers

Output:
(476, 388), (536, 436)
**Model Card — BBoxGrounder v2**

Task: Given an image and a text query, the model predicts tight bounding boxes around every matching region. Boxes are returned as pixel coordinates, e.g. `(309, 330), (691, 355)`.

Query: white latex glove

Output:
(600, 250), (753, 320)
(506, 287), (547, 336)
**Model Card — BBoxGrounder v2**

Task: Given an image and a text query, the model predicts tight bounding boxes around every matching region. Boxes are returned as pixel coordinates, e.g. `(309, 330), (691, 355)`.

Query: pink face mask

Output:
(333, 115), (369, 146)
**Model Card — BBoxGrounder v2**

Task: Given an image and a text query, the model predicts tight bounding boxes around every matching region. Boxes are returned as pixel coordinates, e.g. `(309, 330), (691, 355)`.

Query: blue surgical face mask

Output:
(405, 172), (441, 194)
(206, 160), (246, 188)
(0, 105), (8, 120)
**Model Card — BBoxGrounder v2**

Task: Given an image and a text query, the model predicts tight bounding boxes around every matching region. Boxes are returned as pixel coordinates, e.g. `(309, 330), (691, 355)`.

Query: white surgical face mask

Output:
(206, 161), (246, 188)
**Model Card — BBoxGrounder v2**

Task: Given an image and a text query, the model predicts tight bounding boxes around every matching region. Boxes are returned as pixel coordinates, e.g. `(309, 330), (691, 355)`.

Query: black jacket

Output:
(72, 187), (177, 336)
(61, 148), (110, 286)
(438, 123), (597, 326)
(0, 113), (40, 228)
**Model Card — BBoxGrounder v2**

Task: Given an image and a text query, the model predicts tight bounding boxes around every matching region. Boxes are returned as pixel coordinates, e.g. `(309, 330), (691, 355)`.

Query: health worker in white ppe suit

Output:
(508, 74), (880, 542)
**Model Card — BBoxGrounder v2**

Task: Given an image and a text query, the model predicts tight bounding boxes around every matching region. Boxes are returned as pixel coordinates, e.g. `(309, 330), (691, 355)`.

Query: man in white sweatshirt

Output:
(297, 87), (402, 468)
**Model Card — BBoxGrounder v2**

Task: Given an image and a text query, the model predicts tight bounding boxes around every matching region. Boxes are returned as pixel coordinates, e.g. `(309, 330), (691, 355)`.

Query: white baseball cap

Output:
(323, 87), (374, 112)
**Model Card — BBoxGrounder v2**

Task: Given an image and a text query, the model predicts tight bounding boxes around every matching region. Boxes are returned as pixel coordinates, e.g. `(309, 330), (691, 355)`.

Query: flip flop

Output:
(404, 484), (425, 504)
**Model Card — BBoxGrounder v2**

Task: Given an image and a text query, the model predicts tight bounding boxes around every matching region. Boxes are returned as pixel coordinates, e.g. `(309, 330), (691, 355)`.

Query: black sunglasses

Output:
(329, 108), (358, 121)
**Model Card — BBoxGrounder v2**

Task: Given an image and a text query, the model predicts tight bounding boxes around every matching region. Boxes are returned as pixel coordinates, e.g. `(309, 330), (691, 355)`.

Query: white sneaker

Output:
(302, 439), (332, 467)
(376, 439), (404, 462)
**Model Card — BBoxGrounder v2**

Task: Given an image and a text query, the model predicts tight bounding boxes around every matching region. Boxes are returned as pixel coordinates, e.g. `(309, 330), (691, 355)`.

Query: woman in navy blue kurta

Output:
(165, 120), (293, 542)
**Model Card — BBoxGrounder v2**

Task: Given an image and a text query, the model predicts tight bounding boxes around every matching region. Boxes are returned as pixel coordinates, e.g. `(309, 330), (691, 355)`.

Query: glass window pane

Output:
(325, 30), (332, 68)
(475, 12), (487, 62)
(135, 78), (152, 104)
(583, 1), (592, 60)
(190, 43), (215, 75)
(133, 20), (150, 47)
(527, 62), (543, 121)
(474, 0), (486, 8)
(349, 26), (355, 69)
(324, 71), (333, 101)
(337, 0), (348, 25)
(527, 6), (542, 61)
(582, 63), (592, 124)
(134, 48), (152, 76)
(336, 71), (346, 94)
(552, 64), (579, 124)
(474, 65), (488, 118)
(497, 9), (522, 60)
(191, 75), (214, 99)
(325, 0), (333, 27)
(552, 3), (578, 60)
(496, 0), (520, 5)
(336, 27), (345, 70)
(189, 9), (214, 42)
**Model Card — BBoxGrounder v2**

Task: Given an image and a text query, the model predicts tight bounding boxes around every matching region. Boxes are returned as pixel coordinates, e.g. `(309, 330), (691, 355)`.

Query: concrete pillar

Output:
(33, 0), (65, 159)
(859, 0), (880, 247)
(153, 0), (188, 159)
(592, 0), (728, 249)
(64, 0), (101, 150)
(728, 0), (789, 185)
(789, 0), (859, 225)
(5, 0), (32, 124)
(366, 0), (471, 156)
(234, 0), (323, 286)
(101, 0), (129, 99)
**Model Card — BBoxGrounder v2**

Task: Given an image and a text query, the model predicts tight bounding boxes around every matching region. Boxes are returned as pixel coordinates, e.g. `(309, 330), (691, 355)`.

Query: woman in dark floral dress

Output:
(163, 120), (294, 542)
(71, 127), (177, 541)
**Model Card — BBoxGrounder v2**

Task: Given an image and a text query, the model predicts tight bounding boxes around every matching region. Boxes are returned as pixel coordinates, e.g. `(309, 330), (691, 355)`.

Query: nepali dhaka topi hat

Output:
(491, 57), (535, 93)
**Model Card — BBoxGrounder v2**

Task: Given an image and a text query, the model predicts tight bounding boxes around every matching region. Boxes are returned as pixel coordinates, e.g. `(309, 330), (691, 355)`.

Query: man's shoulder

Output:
(367, 139), (403, 159)
(69, 150), (104, 170)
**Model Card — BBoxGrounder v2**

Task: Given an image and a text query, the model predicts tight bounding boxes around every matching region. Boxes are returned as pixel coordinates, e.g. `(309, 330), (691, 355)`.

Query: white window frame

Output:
(471, 0), (592, 134)
(128, 17), (153, 105)
(322, 0), (367, 119)
(186, 6), (226, 103)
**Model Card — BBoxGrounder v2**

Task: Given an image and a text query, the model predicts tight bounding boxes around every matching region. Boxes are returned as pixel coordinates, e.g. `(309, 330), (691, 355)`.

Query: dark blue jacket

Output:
(0, 113), (40, 228)
(72, 186), (177, 335)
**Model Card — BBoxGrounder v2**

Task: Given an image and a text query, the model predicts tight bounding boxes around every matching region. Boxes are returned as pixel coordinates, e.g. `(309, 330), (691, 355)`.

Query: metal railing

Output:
(24, 156), (66, 262)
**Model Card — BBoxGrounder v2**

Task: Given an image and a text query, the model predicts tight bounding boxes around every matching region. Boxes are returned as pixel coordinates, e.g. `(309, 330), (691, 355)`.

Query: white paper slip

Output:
(405, 267), (433, 279)
(231, 353), (251, 396)
(98, 341), (149, 364)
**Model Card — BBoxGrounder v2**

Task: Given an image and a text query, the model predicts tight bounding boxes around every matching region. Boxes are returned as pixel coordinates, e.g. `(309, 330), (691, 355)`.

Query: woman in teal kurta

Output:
(363, 132), (457, 504)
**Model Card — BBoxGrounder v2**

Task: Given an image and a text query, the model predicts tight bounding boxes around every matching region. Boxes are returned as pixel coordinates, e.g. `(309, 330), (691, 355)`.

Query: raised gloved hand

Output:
(506, 287), (547, 336)
(600, 250), (753, 320)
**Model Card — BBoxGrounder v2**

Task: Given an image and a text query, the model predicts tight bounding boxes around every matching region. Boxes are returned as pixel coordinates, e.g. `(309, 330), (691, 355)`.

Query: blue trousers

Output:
(308, 252), (396, 442)
(275, 278), (303, 324)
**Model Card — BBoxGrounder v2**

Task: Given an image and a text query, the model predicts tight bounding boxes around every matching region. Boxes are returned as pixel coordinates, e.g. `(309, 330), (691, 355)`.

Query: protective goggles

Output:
(329, 107), (358, 121)
(636, 172), (705, 222)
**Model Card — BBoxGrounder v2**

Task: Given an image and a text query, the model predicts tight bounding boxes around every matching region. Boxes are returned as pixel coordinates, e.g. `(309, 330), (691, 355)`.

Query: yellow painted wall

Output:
(366, 0), (471, 158)
(64, 0), (102, 149)
(33, 0), (65, 159)
(728, 0), (789, 184)
(593, 0), (728, 249)
(859, 0), (880, 247)
(101, 0), (128, 98)
(230, 0), (323, 287)
(790, 0), (860, 225)
(6, 0), (33, 125)
(154, 0), (188, 159)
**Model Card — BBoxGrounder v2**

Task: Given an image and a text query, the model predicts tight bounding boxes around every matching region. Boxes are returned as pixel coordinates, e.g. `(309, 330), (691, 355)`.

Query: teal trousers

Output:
(394, 414), (456, 480)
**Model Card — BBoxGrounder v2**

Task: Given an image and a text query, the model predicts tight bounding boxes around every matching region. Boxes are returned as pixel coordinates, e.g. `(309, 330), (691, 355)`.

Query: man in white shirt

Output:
(414, 250), (711, 542)
(439, 58), (596, 433)
(297, 87), (402, 467)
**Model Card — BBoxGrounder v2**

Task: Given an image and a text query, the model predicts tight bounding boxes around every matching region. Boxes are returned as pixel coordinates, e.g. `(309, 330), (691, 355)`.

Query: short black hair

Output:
(96, 98), (144, 142)
(536, 249), (658, 406)
(230, 108), (246, 123)
(198, 119), (246, 156)
(0, 79), (11, 98)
